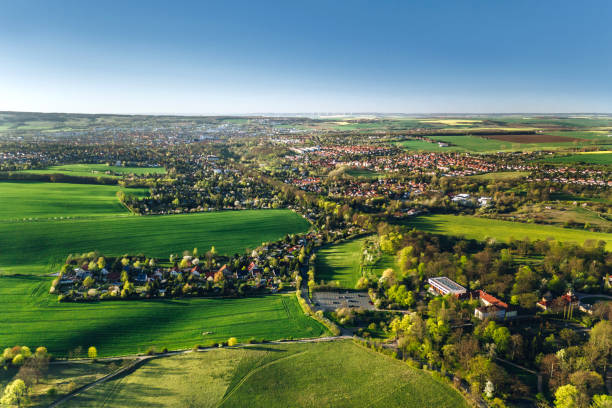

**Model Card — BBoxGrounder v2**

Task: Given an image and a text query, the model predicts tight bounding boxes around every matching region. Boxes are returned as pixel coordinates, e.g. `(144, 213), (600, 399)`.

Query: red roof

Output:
(478, 290), (508, 309)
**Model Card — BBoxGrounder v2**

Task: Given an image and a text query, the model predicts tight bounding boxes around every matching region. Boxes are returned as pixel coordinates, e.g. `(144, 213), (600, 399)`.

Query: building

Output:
(428, 277), (467, 297)
(474, 290), (516, 320)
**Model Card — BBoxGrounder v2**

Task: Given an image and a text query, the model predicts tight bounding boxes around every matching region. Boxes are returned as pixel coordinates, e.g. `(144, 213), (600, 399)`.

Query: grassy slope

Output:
(0, 209), (310, 274)
(468, 171), (530, 181)
(405, 214), (612, 250)
(315, 237), (365, 288)
(20, 164), (166, 178)
(0, 181), (147, 221)
(63, 341), (468, 408)
(0, 274), (324, 356)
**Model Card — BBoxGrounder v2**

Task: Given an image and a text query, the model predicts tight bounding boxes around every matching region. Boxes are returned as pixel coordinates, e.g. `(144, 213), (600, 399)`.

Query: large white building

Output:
(428, 277), (467, 296)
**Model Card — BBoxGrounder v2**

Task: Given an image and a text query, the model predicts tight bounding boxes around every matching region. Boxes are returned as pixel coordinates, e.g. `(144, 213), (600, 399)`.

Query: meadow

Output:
(404, 214), (612, 250)
(0, 209), (310, 274)
(0, 181), (148, 221)
(20, 163), (166, 178)
(62, 341), (468, 408)
(468, 171), (530, 181)
(0, 274), (325, 356)
(315, 237), (365, 288)
(541, 151), (612, 165)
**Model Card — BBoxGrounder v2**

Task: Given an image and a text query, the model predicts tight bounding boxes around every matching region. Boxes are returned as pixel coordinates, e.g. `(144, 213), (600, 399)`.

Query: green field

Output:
(346, 168), (383, 178)
(0, 274), (324, 356)
(20, 163), (166, 178)
(404, 214), (612, 250)
(0, 181), (148, 221)
(0, 209), (311, 274)
(315, 237), (365, 288)
(62, 341), (468, 408)
(468, 171), (530, 181)
(541, 151), (612, 165)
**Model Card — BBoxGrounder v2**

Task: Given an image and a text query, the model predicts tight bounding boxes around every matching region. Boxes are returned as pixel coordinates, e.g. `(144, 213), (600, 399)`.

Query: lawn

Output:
(315, 237), (366, 288)
(0, 209), (311, 274)
(20, 163), (166, 178)
(0, 181), (148, 221)
(404, 214), (612, 250)
(0, 274), (325, 356)
(62, 341), (468, 408)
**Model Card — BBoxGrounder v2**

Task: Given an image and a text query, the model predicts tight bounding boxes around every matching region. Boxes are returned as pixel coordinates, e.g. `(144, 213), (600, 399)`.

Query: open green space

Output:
(540, 151), (612, 165)
(346, 167), (383, 178)
(0, 209), (311, 274)
(0, 181), (148, 221)
(315, 237), (365, 288)
(468, 171), (530, 181)
(20, 163), (166, 178)
(403, 214), (612, 250)
(62, 341), (468, 408)
(0, 274), (324, 357)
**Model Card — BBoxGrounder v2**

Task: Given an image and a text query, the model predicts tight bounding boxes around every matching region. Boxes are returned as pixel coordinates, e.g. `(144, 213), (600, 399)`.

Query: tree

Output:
(0, 379), (29, 407)
(88, 346), (98, 359)
(227, 337), (238, 347)
(492, 327), (511, 354)
(83, 276), (94, 288)
(591, 394), (612, 408)
(554, 384), (579, 408)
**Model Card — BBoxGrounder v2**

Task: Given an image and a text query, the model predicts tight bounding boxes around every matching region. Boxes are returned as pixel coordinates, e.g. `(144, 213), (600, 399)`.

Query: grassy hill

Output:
(0, 275), (325, 356)
(404, 214), (612, 250)
(62, 341), (468, 407)
(0, 181), (147, 221)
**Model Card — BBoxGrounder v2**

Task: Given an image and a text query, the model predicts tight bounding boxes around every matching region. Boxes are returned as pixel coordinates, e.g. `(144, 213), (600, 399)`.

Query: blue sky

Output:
(0, 0), (611, 114)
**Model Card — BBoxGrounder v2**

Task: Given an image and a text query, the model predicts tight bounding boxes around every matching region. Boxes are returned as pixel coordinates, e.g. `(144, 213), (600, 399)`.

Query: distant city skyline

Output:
(1, 0), (611, 114)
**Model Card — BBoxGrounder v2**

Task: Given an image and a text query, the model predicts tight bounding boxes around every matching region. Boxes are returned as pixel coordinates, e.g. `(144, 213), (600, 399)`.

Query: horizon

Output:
(1, 0), (611, 114)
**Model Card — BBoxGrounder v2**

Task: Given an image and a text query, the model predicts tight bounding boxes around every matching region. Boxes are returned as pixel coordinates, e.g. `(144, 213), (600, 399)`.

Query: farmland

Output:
(0, 209), (311, 275)
(0, 274), (325, 356)
(404, 214), (612, 250)
(315, 237), (365, 288)
(19, 163), (166, 178)
(62, 341), (468, 408)
(468, 171), (530, 181)
(541, 151), (612, 165)
(0, 181), (147, 221)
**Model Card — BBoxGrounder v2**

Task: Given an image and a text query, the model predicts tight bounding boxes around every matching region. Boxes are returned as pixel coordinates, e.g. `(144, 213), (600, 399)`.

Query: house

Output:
(452, 193), (474, 206)
(428, 277), (467, 297)
(537, 290), (579, 311)
(474, 290), (516, 320)
(478, 197), (492, 207)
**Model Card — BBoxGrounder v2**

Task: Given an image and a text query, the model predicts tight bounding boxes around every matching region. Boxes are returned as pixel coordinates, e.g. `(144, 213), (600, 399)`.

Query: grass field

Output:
(315, 237), (366, 288)
(404, 214), (612, 250)
(62, 341), (468, 408)
(0, 181), (148, 221)
(541, 151), (612, 165)
(468, 171), (530, 181)
(0, 209), (311, 274)
(0, 274), (325, 356)
(346, 168), (383, 178)
(19, 163), (166, 178)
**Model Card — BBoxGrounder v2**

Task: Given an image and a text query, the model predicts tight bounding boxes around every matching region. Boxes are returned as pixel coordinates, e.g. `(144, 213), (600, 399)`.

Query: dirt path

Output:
(47, 336), (352, 407)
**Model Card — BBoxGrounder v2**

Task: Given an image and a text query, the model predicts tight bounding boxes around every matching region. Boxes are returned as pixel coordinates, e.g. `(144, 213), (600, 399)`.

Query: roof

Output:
(428, 277), (466, 293)
(478, 290), (508, 309)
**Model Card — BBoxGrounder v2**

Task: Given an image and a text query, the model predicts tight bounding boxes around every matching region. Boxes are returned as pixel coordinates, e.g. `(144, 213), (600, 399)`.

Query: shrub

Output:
(227, 337), (238, 347)
(47, 387), (58, 397)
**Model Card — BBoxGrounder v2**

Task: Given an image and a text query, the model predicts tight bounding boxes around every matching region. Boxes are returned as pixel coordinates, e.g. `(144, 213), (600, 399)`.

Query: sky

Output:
(0, 0), (611, 114)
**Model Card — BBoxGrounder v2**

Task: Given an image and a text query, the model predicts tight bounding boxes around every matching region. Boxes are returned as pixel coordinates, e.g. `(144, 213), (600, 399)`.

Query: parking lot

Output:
(313, 291), (375, 311)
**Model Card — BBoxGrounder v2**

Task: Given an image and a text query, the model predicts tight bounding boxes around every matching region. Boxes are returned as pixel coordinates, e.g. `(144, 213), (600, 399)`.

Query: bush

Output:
(47, 387), (58, 397)
(145, 347), (157, 355)
(227, 337), (238, 347)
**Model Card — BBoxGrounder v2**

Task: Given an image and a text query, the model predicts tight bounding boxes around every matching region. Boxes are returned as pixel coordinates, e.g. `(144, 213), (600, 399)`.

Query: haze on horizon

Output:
(1, 0), (611, 115)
